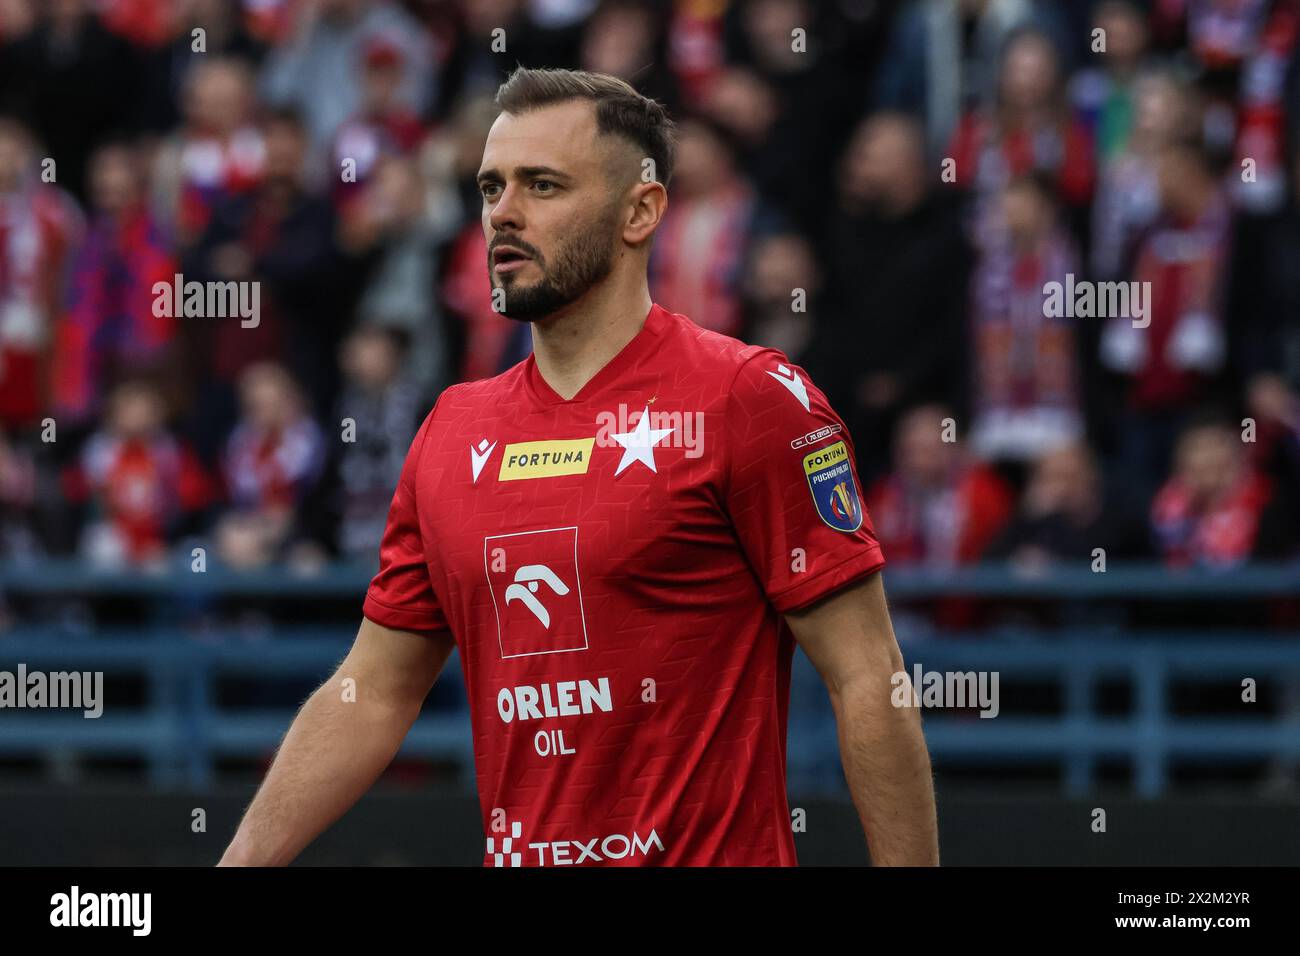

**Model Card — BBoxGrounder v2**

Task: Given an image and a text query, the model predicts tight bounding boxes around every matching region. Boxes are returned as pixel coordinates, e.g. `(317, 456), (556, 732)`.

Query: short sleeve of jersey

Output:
(362, 401), (449, 633)
(724, 350), (886, 613)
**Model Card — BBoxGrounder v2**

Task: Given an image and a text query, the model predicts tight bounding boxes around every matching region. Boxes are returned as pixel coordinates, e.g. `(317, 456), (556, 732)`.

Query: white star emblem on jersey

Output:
(766, 363), (810, 412)
(611, 406), (674, 476)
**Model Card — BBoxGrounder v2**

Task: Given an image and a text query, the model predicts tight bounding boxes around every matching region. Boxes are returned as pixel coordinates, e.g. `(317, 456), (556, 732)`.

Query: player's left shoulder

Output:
(726, 341), (831, 423)
(659, 307), (824, 415)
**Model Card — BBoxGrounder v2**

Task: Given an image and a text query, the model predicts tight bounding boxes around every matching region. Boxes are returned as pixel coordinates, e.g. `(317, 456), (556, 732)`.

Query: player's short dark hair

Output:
(494, 66), (678, 187)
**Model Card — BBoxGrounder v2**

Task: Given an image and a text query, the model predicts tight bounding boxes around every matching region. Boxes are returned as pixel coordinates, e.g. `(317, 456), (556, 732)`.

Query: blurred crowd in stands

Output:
(0, 0), (1297, 577)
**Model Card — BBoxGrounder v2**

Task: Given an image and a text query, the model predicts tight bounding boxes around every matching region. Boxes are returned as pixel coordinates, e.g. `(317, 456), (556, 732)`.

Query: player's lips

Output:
(492, 246), (533, 272)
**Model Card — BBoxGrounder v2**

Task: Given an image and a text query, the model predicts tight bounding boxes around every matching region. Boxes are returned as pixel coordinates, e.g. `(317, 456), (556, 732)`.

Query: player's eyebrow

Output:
(476, 165), (575, 186)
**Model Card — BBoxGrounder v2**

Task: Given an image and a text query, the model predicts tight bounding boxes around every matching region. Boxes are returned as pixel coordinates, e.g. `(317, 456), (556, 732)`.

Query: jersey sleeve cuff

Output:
(362, 592), (448, 633)
(768, 549), (886, 614)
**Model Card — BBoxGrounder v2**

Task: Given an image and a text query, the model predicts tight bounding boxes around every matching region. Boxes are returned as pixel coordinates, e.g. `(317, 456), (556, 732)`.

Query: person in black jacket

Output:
(805, 111), (973, 486)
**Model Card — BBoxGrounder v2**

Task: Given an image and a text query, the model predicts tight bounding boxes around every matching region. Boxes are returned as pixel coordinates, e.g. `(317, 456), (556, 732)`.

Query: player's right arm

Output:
(218, 618), (454, 866)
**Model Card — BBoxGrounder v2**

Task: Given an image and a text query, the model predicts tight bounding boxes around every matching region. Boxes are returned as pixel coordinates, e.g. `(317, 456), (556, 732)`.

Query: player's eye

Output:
(480, 182), (501, 199)
(532, 180), (557, 194)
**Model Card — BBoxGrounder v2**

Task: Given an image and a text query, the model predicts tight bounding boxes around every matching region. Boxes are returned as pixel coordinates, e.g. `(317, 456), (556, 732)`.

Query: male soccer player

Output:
(220, 68), (938, 867)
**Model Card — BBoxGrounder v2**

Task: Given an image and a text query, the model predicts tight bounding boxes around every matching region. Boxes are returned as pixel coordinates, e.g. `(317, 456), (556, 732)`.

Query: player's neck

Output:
(529, 283), (653, 401)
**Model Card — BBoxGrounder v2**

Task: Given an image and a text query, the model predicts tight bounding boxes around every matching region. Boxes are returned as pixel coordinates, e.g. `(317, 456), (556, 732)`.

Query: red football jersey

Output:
(363, 303), (885, 866)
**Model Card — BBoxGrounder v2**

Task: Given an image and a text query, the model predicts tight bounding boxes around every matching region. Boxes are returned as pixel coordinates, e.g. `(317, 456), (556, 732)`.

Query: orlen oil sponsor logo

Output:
(496, 677), (613, 757)
(487, 817), (666, 866)
(498, 438), (595, 481)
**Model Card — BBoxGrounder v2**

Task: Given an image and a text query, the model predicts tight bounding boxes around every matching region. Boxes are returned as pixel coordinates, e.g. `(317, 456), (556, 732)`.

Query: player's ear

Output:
(623, 179), (667, 246)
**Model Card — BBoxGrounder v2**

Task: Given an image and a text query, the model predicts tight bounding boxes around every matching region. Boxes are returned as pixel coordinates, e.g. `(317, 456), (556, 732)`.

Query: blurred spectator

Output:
(988, 440), (1150, 567)
(1183, 0), (1274, 69)
(261, 0), (434, 153)
(97, 0), (173, 47)
(806, 111), (971, 483)
(1090, 68), (1196, 279)
(866, 403), (1015, 568)
(1224, 0), (1300, 213)
(0, 118), (83, 431)
(0, 426), (40, 560)
(152, 56), (266, 247)
(1231, 137), (1300, 538)
(138, 0), (268, 134)
(969, 173), (1085, 466)
(74, 379), (213, 568)
(948, 27), (1095, 244)
(1070, 0), (1152, 165)
(740, 231), (820, 362)
(707, 0), (861, 234)
(1101, 140), (1233, 498)
(648, 116), (764, 337)
(0, 0), (140, 204)
(331, 34), (429, 213)
(1228, 142), (1300, 394)
(1151, 413), (1295, 567)
(1244, 373), (1300, 520)
(340, 154), (457, 399)
(301, 324), (423, 559)
(182, 106), (347, 455)
(52, 140), (178, 427)
(437, 93), (518, 381)
(432, 0), (535, 118)
(216, 362), (325, 569)
(579, 0), (681, 114)
(0, 0), (36, 44)
(875, 0), (1069, 155)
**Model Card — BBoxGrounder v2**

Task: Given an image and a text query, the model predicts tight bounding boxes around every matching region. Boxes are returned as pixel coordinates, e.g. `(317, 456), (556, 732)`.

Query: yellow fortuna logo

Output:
(801, 440), (849, 475)
(498, 439), (596, 481)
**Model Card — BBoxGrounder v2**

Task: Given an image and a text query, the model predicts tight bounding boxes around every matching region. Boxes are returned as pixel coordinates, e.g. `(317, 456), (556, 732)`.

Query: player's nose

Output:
(488, 181), (525, 233)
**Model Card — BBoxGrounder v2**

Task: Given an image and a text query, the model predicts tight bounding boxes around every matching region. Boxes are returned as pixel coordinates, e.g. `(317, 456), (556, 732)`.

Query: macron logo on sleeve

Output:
(766, 364), (810, 412)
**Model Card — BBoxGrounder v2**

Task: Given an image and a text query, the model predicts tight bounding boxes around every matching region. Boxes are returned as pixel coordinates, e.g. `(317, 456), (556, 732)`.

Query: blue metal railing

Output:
(1, 561), (1297, 794)
(788, 635), (1300, 796)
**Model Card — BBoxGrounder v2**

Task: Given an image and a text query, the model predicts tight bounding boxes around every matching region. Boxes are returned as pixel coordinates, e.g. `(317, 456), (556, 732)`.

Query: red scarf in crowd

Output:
(1151, 469), (1272, 568)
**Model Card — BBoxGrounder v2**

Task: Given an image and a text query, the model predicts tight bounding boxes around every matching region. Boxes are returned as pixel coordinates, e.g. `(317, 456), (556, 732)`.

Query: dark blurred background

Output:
(0, 0), (1299, 864)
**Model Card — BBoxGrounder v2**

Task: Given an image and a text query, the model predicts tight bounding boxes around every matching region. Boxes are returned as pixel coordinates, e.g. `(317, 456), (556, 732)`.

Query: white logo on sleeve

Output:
(767, 364), (810, 411)
(470, 438), (497, 482)
(611, 405), (674, 475)
(504, 564), (569, 629)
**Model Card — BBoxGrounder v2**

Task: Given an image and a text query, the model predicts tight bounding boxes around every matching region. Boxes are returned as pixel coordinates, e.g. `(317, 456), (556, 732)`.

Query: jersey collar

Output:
(523, 302), (668, 407)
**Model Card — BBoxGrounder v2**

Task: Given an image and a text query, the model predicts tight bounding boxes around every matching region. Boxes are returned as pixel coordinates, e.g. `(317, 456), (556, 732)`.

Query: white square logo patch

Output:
(484, 526), (589, 659)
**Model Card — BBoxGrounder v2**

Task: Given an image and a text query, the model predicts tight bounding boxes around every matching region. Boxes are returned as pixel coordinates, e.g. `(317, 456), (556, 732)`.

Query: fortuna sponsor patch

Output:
(801, 440), (863, 532)
(499, 439), (595, 481)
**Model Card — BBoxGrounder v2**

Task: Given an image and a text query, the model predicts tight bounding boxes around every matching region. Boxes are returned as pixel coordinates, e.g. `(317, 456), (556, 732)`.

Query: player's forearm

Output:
(832, 674), (940, 866)
(219, 678), (418, 866)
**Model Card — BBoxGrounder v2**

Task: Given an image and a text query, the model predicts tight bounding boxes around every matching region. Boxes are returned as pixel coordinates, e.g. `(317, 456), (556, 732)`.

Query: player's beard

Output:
(490, 207), (617, 323)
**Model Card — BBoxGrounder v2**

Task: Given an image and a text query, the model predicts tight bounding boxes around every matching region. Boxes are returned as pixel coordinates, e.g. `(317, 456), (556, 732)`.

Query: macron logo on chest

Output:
(470, 439), (497, 482)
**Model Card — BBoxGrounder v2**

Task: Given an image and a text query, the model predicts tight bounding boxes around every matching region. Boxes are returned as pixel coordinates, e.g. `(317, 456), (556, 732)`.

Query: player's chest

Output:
(414, 397), (732, 602)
